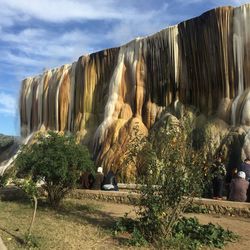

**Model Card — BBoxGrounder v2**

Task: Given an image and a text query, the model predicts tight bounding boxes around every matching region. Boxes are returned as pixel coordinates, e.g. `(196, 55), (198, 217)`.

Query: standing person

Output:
(92, 167), (104, 190)
(229, 171), (249, 202)
(238, 158), (250, 181)
(211, 155), (226, 199)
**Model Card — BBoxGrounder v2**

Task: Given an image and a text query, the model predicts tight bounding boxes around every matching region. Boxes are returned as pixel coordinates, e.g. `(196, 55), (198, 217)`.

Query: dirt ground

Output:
(0, 198), (250, 249)
(88, 199), (250, 250)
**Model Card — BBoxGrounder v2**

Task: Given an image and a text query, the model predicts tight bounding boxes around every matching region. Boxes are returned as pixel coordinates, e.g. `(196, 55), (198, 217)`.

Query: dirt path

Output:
(0, 236), (7, 250)
(85, 199), (250, 250)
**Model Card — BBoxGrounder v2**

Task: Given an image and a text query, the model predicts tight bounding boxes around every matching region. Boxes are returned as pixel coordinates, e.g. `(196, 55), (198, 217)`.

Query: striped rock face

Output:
(20, 4), (250, 179)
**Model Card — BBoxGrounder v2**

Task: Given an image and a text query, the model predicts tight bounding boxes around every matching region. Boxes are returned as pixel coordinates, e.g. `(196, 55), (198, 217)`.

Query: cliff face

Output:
(20, 4), (250, 179)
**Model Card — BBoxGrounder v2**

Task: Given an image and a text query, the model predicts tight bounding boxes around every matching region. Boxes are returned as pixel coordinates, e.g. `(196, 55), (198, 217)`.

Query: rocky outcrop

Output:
(0, 135), (30, 176)
(19, 4), (250, 179)
(0, 134), (19, 165)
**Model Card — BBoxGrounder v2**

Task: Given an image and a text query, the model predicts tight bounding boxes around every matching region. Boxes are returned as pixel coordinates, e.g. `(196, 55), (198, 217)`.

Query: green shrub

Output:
(125, 113), (207, 243)
(172, 217), (238, 249)
(117, 111), (236, 248)
(0, 174), (9, 187)
(114, 216), (237, 249)
(15, 131), (94, 207)
(184, 204), (209, 214)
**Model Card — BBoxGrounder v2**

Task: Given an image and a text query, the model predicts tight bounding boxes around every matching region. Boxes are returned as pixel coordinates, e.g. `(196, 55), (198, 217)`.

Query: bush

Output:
(172, 217), (238, 249)
(0, 168), (15, 187)
(15, 131), (94, 207)
(0, 174), (9, 187)
(115, 209), (237, 249)
(127, 113), (207, 244)
(117, 111), (236, 248)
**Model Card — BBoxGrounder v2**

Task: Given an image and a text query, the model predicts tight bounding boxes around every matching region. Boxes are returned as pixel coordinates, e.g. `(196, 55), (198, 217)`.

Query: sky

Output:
(0, 0), (248, 136)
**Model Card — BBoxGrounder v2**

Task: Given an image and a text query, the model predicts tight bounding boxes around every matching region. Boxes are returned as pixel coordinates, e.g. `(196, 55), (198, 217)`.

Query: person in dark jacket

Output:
(92, 167), (104, 190)
(211, 156), (226, 199)
(238, 158), (250, 181)
(80, 172), (95, 189)
(102, 170), (119, 191)
(229, 171), (249, 202)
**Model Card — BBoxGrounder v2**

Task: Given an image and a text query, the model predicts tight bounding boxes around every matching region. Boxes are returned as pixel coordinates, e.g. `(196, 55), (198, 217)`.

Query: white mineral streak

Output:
(242, 94), (250, 125)
(68, 62), (76, 131)
(242, 129), (250, 160)
(37, 75), (44, 128)
(42, 70), (51, 129)
(55, 68), (61, 131)
(93, 39), (142, 151)
(0, 133), (33, 176)
(169, 26), (179, 92)
(231, 4), (250, 125)
(231, 95), (240, 126)
(24, 78), (34, 135)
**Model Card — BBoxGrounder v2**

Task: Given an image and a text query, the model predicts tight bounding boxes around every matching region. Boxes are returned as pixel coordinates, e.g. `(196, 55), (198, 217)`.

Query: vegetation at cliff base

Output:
(115, 112), (237, 249)
(15, 131), (94, 207)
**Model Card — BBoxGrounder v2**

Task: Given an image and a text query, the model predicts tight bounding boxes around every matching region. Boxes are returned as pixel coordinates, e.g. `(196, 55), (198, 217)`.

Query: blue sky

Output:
(0, 0), (248, 136)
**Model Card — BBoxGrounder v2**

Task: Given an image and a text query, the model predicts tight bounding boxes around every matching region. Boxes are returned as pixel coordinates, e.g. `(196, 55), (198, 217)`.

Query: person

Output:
(211, 155), (226, 199)
(229, 171), (249, 202)
(102, 170), (119, 191)
(225, 167), (237, 199)
(92, 167), (104, 190)
(238, 158), (250, 181)
(80, 171), (95, 189)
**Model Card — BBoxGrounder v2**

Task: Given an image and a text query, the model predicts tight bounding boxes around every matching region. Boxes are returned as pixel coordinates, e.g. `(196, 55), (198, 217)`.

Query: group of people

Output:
(80, 167), (119, 191)
(80, 157), (250, 202)
(211, 156), (250, 202)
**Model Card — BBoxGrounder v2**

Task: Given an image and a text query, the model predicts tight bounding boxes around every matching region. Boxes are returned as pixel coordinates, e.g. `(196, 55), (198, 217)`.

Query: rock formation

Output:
(19, 4), (250, 180)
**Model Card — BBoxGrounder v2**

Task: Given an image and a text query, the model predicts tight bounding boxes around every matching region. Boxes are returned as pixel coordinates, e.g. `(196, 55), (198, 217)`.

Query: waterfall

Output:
(231, 4), (250, 125)
(16, 3), (250, 172)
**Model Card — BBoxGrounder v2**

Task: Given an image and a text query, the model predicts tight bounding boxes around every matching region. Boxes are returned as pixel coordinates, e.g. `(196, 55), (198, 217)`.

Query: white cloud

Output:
(0, 27), (102, 79)
(0, 92), (17, 116)
(0, 0), (155, 24)
(1, 0), (248, 88)
(176, 0), (250, 6)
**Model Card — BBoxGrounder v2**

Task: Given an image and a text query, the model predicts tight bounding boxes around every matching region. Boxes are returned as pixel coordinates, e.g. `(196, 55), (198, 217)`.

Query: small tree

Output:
(115, 112), (237, 248)
(124, 113), (207, 245)
(15, 131), (94, 207)
(15, 178), (38, 243)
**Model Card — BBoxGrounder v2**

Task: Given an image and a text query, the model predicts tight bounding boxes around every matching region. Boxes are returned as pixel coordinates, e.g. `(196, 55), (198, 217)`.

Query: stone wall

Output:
(69, 189), (250, 218)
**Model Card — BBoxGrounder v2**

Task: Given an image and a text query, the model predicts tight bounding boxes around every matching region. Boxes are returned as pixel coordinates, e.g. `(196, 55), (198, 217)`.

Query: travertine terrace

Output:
(19, 4), (250, 179)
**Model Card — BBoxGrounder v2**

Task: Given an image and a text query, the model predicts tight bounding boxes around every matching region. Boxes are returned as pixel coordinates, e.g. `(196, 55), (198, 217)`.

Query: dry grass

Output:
(0, 198), (146, 250)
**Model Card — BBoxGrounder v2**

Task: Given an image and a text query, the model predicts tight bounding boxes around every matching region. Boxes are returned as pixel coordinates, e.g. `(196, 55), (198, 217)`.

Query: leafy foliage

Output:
(0, 167), (16, 187)
(23, 233), (41, 248)
(115, 213), (237, 249)
(15, 131), (94, 207)
(116, 111), (236, 248)
(0, 173), (9, 187)
(16, 178), (38, 198)
(184, 203), (209, 214)
(125, 113), (207, 243)
(0, 133), (14, 149)
(14, 178), (39, 240)
(172, 217), (238, 249)
(114, 215), (148, 247)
